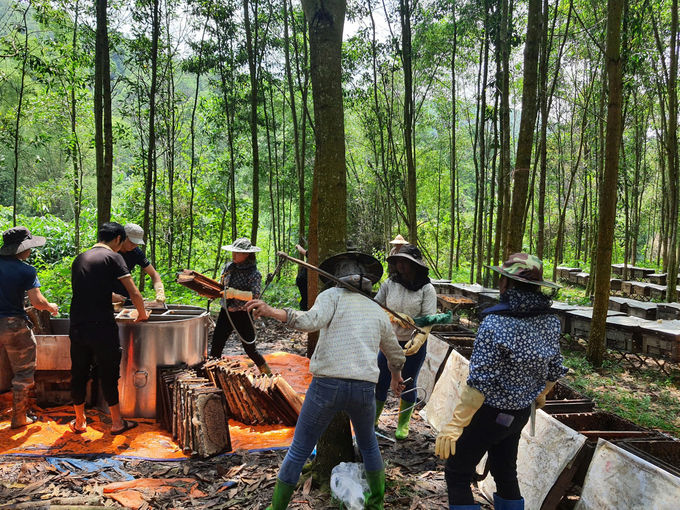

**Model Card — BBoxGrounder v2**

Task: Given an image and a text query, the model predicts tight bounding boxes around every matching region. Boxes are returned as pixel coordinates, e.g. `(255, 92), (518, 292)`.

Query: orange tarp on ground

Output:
(103, 478), (207, 509)
(0, 353), (310, 459)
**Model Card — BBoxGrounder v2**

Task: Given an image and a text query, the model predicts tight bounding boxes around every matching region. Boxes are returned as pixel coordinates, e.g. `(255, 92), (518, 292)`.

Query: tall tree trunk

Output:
(587, 0), (624, 367)
(505, 0), (542, 255)
(495, 0), (511, 274)
(300, 0), (352, 485)
(187, 14), (210, 268)
(244, 0), (261, 244)
(667, 0), (679, 302)
(95, 0), (112, 226)
(400, 0), (417, 244)
(71, 1), (82, 251)
(143, 0), (160, 254)
(284, 0), (306, 244)
(449, 3), (458, 280)
(476, 3), (489, 284)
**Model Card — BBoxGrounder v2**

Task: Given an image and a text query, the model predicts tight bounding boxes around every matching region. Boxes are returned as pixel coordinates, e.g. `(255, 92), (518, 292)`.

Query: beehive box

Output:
(450, 283), (484, 299)
(621, 281), (634, 295)
(647, 283), (667, 300)
(657, 303), (680, 320)
(640, 320), (680, 361)
(611, 264), (625, 277)
(648, 273), (667, 285)
(556, 267), (571, 279)
(576, 272), (590, 286)
(432, 280), (455, 295)
(605, 315), (647, 353)
(610, 278), (623, 291)
(608, 296), (631, 313)
(627, 301), (657, 321)
(631, 282), (651, 297)
(567, 309), (627, 340)
(633, 267), (655, 280)
(551, 302), (588, 334)
(569, 271), (580, 284)
(478, 291), (500, 310)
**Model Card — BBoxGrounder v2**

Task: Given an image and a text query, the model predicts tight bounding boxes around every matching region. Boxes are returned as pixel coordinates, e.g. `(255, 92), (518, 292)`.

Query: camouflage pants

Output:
(0, 317), (36, 393)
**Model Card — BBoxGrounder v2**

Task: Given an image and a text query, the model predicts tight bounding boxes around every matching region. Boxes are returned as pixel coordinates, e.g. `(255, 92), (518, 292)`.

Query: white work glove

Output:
(223, 287), (253, 301)
(404, 325), (431, 356)
(435, 383), (485, 460)
(387, 311), (415, 329)
(153, 281), (166, 303)
(535, 380), (557, 409)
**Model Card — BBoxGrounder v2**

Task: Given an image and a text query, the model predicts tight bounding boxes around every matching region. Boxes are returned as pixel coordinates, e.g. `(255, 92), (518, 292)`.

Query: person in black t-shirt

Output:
(111, 223), (165, 304)
(69, 222), (148, 435)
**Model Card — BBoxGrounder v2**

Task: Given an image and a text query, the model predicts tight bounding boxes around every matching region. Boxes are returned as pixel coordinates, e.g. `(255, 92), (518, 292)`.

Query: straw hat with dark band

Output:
(486, 253), (560, 289)
(319, 251), (384, 284)
(0, 227), (46, 256)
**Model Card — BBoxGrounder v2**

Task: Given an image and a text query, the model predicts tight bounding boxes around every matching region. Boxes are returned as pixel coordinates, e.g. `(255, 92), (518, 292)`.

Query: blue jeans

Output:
(376, 339), (428, 403)
(278, 377), (384, 485)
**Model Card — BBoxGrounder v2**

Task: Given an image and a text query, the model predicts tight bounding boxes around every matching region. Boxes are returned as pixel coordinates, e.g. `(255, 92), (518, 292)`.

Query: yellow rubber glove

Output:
(404, 325), (432, 356)
(535, 380), (557, 409)
(153, 281), (166, 303)
(435, 383), (485, 460)
(224, 287), (253, 301)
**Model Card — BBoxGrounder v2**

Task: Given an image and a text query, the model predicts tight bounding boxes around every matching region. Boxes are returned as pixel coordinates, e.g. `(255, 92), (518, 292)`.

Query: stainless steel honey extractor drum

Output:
(117, 305), (209, 418)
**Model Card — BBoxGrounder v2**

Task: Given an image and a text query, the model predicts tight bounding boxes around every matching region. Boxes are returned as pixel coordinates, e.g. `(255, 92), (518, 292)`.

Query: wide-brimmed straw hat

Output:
(319, 251), (384, 284)
(386, 244), (428, 269)
(486, 253), (560, 289)
(222, 237), (262, 253)
(389, 234), (408, 245)
(0, 226), (46, 256)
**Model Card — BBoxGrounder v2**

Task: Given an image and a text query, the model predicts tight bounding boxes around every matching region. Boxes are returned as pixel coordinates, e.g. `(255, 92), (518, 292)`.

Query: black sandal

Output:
(111, 419), (138, 435)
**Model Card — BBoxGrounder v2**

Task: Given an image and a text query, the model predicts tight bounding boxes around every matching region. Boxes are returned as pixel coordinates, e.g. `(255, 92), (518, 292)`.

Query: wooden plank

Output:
(540, 444), (590, 510)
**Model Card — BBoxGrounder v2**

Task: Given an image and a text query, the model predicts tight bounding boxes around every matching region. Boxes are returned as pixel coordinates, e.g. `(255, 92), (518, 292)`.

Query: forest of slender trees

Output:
(0, 0), (678, 308)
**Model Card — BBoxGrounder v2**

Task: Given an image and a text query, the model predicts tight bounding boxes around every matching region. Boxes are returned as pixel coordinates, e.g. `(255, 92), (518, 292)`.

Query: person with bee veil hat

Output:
(246, 250), (406, 510)
(435, 253), (566, 510)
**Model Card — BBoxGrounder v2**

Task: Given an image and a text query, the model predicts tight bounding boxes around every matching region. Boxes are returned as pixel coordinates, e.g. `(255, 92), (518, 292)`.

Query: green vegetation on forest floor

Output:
(562, 349), (680, 437)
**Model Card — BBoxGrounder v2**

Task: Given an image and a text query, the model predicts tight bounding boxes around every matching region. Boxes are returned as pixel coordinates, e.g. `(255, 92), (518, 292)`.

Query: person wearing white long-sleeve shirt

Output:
(246, 252), (405, 510)
(374, 244), (437, 440)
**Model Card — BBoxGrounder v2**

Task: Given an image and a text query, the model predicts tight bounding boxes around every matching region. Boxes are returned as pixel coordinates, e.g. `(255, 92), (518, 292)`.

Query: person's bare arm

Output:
(121, 276), (149, 322)
(112, 292), (126, 303)
(144, 264), (165, 303)
(143, 264), (162, 285)
(27, 288), (58, 315)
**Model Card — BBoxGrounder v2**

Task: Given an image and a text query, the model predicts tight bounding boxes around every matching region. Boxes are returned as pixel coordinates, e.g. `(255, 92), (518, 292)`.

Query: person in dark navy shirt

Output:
(111, 223), (165, 304)
(0, 226), (58, 428)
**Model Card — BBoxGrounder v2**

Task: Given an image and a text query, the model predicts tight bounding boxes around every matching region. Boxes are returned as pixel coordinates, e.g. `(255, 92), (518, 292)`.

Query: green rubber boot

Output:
(394, 399), (414, 440)
(364, 467), (385, 510)
(374, 400), (386, 428)
(266, 478), (296, 510)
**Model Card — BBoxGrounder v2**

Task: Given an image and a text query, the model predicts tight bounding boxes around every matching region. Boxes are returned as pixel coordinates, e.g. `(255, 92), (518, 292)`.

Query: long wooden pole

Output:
(276, 251), (425, 334)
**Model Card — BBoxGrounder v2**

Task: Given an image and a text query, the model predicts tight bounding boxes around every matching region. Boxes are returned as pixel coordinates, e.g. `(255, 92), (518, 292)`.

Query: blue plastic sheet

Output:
(46, 456), (134, 481)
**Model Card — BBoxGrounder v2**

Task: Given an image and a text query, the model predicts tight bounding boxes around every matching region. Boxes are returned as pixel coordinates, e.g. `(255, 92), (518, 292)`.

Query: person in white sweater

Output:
(246, 251), (406, 510)
(374, 244), (437, 440)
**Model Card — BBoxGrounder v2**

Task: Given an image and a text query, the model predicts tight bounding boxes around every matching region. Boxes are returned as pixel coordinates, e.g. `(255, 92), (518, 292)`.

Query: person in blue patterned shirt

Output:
(434, 253), (567, 510)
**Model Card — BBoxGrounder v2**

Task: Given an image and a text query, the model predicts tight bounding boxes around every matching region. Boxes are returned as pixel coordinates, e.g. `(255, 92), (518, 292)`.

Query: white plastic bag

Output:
(330, 462), (370, 510)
